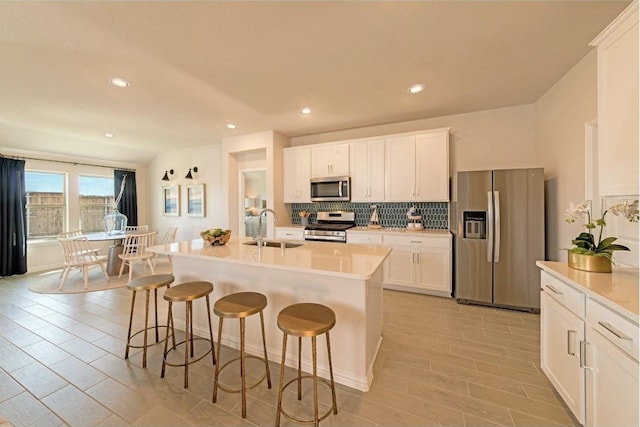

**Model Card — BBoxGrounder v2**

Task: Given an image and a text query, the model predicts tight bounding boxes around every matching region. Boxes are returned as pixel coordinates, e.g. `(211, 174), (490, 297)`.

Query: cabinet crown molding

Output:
(590, 0), (638, 46)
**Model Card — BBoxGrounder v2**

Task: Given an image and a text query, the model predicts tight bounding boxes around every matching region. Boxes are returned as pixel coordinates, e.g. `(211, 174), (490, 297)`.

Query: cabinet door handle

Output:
(598, 321), (631, 341)
(412, 253), (416, 263)
(545, 285), (563, 296)
(410, 240), (423, 244)
(416, 253), (420, 263)
(579, 340), (593, 370)
(567, 330), (577, 355)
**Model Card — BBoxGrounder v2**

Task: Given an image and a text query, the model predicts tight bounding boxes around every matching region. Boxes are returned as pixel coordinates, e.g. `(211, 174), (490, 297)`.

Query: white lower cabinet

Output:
(585, 325), (639, 427)
(584, 299), (639, 427)
(382, 233), (451, 297)
(539, 267), (639, 427)
(540, 290), (585, 424)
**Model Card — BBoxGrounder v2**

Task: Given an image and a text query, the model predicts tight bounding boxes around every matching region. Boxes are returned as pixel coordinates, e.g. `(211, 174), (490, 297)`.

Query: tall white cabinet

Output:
(310, 143), (349, 178)
(350, 138), (385, 202)
(385, 128), (450, 202)
(284, 127), (450, 204)
(538, 262), (639, 427)
(590, 1), (638, 197)
(283, 147), (311, 203)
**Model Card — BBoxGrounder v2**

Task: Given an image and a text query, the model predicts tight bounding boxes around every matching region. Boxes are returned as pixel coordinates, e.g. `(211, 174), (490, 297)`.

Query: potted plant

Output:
(565, 199), (638, 272)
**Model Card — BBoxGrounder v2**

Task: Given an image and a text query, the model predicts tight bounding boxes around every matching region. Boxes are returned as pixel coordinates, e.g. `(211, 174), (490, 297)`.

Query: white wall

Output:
(148, 143), (225, 242)
(535, 50), (599, 262)
(293, 104), (537, 200)
(222, 130), (289, 238)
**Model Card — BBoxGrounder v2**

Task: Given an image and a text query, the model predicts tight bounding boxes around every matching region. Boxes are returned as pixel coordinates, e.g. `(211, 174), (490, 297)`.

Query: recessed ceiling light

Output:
(407, 84), (425, 94)
(110, 77), (129, 88)
(104, 132), (115, 138)
(301, 107), (312, 115)
(226, 123), (237, 129)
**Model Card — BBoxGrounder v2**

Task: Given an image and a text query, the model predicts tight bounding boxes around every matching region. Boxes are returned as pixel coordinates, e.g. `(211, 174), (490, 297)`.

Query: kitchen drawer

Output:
(347, 233), (383, 245)
(383, 234), (450, 248)
(540, 271), (585, 317)
(586, 298), (639, 361)
(275, 227), (304, 241)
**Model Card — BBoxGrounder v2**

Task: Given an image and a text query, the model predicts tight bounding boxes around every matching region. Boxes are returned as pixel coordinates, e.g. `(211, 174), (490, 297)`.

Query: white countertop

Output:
(537, 261), (639, 320)
(148, 238), (391, 280)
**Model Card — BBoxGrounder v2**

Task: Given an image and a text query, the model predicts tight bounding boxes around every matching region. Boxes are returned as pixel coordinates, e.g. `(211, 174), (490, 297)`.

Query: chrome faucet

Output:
(255, 208), (278, 248)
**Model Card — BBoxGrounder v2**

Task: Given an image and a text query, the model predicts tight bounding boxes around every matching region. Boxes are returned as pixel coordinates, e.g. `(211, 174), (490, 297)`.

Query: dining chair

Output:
(154, 226), (178, 267)
(118, 231), (157, 282)
(57, 235), (110, 290)
(57, 230), (102, 277)
(125, 225), (149, 231)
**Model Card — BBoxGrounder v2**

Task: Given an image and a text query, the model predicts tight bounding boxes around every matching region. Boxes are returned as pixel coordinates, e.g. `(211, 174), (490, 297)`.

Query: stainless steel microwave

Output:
(310, 176), (350, 202)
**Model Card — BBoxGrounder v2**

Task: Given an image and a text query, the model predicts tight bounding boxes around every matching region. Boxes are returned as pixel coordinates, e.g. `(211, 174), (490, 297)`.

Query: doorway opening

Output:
(240, 169), (266, 238)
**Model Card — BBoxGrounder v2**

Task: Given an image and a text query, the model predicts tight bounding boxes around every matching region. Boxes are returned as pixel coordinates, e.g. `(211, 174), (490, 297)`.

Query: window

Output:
(25, 171), (66, 239)
(79, 175), (114, 233)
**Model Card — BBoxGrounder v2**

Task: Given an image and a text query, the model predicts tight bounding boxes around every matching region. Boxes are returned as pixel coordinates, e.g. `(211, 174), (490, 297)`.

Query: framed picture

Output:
(163, 185), (180, 216)
(186, 183), (206, 217)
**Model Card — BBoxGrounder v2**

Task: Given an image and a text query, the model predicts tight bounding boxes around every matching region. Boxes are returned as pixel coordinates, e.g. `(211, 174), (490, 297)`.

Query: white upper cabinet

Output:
(310, 143), (350, 178)
(385, 128), (450, 202)
(283, 147), (311, 203)
(350, 138), (385, 202)
(591, 1), (639, 197)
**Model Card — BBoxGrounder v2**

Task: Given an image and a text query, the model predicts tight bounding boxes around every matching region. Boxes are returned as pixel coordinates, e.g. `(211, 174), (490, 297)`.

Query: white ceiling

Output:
(0, 1), (630, 165)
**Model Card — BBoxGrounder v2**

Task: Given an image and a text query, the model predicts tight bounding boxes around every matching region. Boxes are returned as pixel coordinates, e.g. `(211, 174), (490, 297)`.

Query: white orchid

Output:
(610, 200), (639, 222)
(565, 200), (590, 224)
(565, 198), (638, 261)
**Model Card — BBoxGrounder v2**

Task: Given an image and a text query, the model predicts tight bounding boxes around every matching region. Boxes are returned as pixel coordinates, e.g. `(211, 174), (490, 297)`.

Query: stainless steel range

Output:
(303, 211), (356, 243)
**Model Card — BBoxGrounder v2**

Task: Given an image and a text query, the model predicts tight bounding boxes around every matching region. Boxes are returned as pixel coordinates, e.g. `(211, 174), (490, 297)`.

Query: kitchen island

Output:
(147, 237), (391, 391)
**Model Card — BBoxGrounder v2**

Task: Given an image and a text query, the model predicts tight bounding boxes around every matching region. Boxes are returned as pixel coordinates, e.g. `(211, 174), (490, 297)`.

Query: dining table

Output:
(84, 231), (129, 275)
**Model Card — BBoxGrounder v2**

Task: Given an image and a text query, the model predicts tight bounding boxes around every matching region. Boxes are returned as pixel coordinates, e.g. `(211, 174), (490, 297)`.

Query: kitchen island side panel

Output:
(168, 254), (383, 392)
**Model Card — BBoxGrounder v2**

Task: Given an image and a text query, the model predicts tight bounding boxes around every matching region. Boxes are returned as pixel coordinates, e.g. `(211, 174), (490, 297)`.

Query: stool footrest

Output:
(126, 325), (172, 350)
(215, 355), (270, 394)
(163, 337), (213, 368)
(279, 375), (337, 425)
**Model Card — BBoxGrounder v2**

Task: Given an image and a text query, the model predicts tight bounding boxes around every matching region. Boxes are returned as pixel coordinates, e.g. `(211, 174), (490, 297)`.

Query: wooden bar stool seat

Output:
(212, 292), (272, 418)
(124, 274), (175, 368)
(275, 303), (338, 427)
(161, 281), (216, 388)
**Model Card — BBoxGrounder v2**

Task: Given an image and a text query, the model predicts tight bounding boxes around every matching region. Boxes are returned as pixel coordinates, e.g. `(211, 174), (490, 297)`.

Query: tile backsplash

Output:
(291, 201), (449, 229)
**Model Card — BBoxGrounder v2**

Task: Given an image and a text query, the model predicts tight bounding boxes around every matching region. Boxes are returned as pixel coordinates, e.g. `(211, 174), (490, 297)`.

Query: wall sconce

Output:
(161, 169), (174, 181)
(185, 166), (198, 180)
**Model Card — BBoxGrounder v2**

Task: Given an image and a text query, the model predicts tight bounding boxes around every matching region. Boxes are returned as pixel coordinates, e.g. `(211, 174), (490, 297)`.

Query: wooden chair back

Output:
(125, 225), (149, 232)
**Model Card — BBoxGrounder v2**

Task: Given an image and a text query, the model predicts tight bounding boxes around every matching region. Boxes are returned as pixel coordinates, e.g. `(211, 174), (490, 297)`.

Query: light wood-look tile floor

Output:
(0, 264), (579, 426)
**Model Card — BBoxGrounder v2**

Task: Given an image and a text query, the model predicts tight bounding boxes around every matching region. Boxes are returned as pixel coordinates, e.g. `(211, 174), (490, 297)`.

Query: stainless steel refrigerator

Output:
(455, 168), (544, 311)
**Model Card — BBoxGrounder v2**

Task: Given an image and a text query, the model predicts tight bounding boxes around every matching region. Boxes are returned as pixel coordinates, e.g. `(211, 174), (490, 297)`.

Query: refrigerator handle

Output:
(494, 191), (500, 262)
(487, 191), (493, 262)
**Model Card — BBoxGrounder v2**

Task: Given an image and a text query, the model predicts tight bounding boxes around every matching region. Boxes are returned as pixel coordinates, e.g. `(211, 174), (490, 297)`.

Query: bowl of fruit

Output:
(200, 228), (231, 246)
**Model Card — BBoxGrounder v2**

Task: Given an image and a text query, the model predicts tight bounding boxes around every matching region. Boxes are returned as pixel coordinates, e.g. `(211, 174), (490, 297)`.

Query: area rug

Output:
(28, 261), (172, 295)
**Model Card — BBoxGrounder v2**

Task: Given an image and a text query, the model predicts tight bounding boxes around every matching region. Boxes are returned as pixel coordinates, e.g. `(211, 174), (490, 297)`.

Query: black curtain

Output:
(114, 170), (138, 226)
(0, 157), (27, 276)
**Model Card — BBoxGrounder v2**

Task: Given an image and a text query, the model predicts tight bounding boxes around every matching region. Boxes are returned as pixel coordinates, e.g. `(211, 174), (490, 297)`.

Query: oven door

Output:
(303, 229), (347, 242)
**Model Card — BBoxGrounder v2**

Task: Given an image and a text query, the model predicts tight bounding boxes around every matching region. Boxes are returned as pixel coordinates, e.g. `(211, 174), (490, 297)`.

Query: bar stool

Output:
(212, 292), (272, 418)
(275, 303), (338, 427)
(161, 281), (216, 388)
(124, 274), (175, 368)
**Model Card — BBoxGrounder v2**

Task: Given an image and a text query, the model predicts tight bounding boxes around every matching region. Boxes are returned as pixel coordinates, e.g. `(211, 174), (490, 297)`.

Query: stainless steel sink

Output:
(243, 240), (303, 249)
